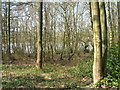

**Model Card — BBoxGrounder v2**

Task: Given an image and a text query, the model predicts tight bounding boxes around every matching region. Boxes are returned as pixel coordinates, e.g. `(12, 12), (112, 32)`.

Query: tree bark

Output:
(108, 2), (114, 47)
(36, 2), (43, 69)
(8, 1), (11, 60)
(99, 1), (108, 76)
(0, 1), (2, 88)
(118, 2), (120, 60)
(89, 2), (93, 31)
(91, 1), (103, 84)
(0, 0), (2, 64)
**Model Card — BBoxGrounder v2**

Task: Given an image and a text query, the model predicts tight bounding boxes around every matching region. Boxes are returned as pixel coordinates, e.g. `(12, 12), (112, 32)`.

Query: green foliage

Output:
(95, 45), (120, 88)
(78, 60), (93, 78)
(2, 65), (34, 70)
(65, 82), (78, 88)
(109, 44), (118, 59)
(2, 60), (93, 88)
(67, 59), (93, 78)
(108, 45), (120, 79)
(96, 75), (119, 88)
(64, 59), (93, 87)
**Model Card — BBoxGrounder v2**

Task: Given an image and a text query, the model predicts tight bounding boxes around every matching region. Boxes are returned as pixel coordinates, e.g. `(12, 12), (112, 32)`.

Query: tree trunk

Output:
(36, 2), (43, 69)
(89, 2), (93, 31)
(99, 1), (108, 76)
(108, 2), (114, 47)
(91, 2), (103, 84)
(8, 1), (11, 60)
(60, 32), (65, 60)
(111, 3), (116, 44)
(0, 0), (2, 65)
(118, 2), (120, 60)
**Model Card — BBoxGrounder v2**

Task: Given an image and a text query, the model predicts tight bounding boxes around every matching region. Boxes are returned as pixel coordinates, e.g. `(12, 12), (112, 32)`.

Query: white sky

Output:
(1, 0), (120, 2)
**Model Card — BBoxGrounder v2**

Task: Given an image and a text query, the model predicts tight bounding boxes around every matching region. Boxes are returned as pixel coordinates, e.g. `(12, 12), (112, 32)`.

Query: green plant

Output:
(95, 75), (119, 88)
(95, 44), (120, 88)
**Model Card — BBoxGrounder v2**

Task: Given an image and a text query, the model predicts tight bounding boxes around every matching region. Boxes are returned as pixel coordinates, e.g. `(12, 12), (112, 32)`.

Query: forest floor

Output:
(2, 54), (94, 88)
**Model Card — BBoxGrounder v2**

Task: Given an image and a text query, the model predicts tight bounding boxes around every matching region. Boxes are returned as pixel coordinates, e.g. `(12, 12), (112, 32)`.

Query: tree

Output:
(36, 2), (43, 69)
(89, 2), (93, 31)
(108, 2), (116, 47)
(8, 1), (11, 59)
(0, 0), (2, 62)
(118, 2), (120, 60)
(91, 2), (103, 84)
(99, 1), (108, 75)
(0, 1), (2, 89)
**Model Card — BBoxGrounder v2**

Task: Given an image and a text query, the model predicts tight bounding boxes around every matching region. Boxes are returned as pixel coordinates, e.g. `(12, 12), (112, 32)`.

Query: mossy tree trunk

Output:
(36, 2), (43, 69)
(91, 1), (103, 84)
(99, 1), (108, 76)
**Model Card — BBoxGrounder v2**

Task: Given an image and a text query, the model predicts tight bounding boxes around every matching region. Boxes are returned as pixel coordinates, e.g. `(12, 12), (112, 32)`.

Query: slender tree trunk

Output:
(8, 1), (11, 59)
(68, 5), (77, 61)
(15, 21), (18, 53)
(66, 18), (71, 56)
(99, 1), (108, 76)
(111, 3), (116, 44)
(89, 2), (93, 31)
(1, 13), (4, 60)
(36, 2), (43, 69)
(118, 2), (120, 60)
(0, 1), (2, 88)
(4, 4), (7, 55)
(60, 32), (65, 60)
(44, 3), (47, 61)
(12, 26), (15, 53)
(91, 2), (103, 84)
(50, 13), (54, 60)
(108, 2), (113, 47)
(0, 0), (2, 64)
(53, 18), (56, 53)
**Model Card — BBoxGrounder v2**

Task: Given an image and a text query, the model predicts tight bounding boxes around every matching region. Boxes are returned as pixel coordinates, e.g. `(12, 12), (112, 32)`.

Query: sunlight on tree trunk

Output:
(91, 2), (103, 84)
(36, 2), (43, 69)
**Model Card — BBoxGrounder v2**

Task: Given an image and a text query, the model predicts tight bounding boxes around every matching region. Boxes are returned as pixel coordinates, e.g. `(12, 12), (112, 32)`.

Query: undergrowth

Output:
(2, 45), (119, 89)
(2, 59), (93, 88)
(95, 44), (120, 88)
